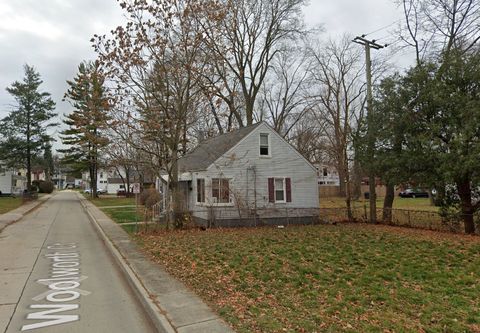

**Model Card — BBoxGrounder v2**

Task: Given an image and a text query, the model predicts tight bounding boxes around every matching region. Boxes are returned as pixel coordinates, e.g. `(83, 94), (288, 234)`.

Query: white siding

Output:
(189, 123), (319, 220)
(0, 172), (13, 194)
(107, 183), (125, 194)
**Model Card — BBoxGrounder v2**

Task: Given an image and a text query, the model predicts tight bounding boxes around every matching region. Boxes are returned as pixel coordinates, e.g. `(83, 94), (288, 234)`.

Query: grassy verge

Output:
(86, 195), (136, 207)
(138, 224), (480, 332)
(0, 197), (23, 214)
(86, 195), (146, 231)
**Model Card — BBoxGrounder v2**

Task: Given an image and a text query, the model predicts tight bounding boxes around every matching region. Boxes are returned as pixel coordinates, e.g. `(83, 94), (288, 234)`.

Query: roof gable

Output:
(178, 122), (262, 172)
(178, 122), (316, 173)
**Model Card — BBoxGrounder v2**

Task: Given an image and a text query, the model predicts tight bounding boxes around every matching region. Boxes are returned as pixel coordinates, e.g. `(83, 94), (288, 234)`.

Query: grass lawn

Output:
(0, 197), (24, 214)
(320, 196), (439, 212)
(87, 195), (136, 207)
(87, 195), (146, 226)
(139, 224), (480, 332)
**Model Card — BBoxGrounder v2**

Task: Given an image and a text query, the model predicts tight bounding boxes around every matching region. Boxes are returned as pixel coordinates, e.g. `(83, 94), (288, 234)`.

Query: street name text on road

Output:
(21, 243), (90, 331)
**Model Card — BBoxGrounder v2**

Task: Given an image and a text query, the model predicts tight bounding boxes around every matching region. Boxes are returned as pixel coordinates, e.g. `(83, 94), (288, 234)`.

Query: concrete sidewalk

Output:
(0, 194), (52, 233)
(79, 195), (235, 333)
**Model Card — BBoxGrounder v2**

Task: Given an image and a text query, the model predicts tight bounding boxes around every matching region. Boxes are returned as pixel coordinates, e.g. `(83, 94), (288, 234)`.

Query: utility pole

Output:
(353, 35), (385, 224)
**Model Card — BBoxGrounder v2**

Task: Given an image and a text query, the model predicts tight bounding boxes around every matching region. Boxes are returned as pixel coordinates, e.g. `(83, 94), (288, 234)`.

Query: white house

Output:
(0, 164), (26, 195)
(82, 168), (138, 195)
(316, 165), (340, 186)
(162, 122), (319, 227)
(82, 169), (115, 192)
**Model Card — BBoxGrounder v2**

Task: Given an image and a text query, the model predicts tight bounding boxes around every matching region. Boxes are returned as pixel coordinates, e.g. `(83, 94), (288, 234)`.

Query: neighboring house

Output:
(82, 169), (114, 192)
(0, 164), (26, 195)
(159, 122), (319, 227)
(106, 178), (137, 194)
(106, 178), (126, 194)
(31, 167), (47, 182)
(316, 165), (340, 186)
(83, 168), (139, 194)
(52, 171), (67, 189)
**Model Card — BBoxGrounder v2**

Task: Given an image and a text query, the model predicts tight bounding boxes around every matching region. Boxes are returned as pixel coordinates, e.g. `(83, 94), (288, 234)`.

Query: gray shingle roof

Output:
(178, 122), (263, 172)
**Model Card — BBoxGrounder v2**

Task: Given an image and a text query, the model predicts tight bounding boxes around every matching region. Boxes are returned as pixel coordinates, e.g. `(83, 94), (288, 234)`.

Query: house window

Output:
(212, 178), (230, 203)
(275, 178), (285, 202)
(268, 177), (292, 203)
(259, 133), (270, 156)
(119, 185), (125, 189)
(197, 178), (205, 203)
(100, 172), (103, 178)
(323, 168), (328, 177)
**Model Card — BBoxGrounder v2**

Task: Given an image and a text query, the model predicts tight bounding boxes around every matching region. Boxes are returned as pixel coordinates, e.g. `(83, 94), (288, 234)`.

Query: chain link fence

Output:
(320, 207), (480, 234)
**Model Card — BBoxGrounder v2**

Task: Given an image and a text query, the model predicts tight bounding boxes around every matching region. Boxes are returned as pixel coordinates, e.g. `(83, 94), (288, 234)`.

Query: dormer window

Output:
(259, 133), (270, 156)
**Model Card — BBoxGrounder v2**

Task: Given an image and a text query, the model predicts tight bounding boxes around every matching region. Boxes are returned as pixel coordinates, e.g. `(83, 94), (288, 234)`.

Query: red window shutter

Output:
(268, 178), (274, 203)
(286, 178), (292, 202)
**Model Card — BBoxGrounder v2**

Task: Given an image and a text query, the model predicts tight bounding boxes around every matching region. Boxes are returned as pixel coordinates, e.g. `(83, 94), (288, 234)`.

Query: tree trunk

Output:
(168, 145), (183, 229)
(245, 96), (254, 126)
(345, 174), (353, 221)
(338, 171), (346, 197)
(343, 148), (352, 220)
(126, 169), (131, 196)
(89, 164), (95, 199)
(209, 99), (224, 134)
(351, 157), (362, 200)
(456, 178), (475, 234)
(433, 181), (445, 206)
(26, 116), (32, 190)
(382, 182), (395, 223)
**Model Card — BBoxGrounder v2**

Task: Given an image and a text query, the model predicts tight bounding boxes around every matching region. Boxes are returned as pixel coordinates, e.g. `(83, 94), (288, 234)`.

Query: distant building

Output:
(0, 162), (26, 195)
(316, 165), (340, 186)
(82, 168), (139, 194)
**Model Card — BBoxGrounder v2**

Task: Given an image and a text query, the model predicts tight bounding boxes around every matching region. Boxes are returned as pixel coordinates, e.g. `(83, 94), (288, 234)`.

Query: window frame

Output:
(211, 178), (231, 205)
(274, 177), (286, 203)
(196, 178), (205, 204)
(259, 133), (271, 157)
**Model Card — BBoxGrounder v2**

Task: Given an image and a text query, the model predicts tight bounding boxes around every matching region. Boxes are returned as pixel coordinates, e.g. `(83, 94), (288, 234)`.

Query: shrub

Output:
(38, 180), (54, 193)
(30, 180), (40, 192)
(139, 188), (161, 209)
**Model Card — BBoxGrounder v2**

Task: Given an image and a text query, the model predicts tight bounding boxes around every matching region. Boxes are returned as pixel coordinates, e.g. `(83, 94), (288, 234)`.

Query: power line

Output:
(364, 20), (401, 37)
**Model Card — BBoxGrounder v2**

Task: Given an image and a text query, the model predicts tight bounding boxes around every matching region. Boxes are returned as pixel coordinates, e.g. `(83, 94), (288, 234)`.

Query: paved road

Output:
(0, 192), (155, 333)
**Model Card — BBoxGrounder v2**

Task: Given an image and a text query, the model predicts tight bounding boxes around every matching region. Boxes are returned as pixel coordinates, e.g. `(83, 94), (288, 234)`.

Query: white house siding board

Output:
(0, 172), (13, 194)
(107, 183), (124, 194)
(0, 172), (27, 195)
(194, 124), (318, 219)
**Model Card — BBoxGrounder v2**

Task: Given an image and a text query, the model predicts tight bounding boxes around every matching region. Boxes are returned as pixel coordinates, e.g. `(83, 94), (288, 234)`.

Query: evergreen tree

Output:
(43, 142), (55, 181)
(368, 49), (480, 233)
(60, 61), (110, 198)
(0, 64), (56, 189)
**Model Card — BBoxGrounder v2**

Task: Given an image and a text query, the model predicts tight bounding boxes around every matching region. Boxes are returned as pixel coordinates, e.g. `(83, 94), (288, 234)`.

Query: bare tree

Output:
(258, 45), (311, 139)
(307, 35), (366, 219)
(93, 0), (205, 227)
(197, 0), (308, 126)
(398, 0), (480, 64)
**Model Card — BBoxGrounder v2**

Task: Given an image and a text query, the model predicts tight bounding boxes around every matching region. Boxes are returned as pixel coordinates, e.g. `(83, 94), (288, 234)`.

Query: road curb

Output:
(0, 194), (53, 233)
(79, 195), (235, 333)
(79, 196), (176, 333)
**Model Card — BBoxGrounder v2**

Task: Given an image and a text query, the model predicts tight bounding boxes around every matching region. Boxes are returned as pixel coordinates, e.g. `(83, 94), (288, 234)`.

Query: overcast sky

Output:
(0, 0), (410, 151)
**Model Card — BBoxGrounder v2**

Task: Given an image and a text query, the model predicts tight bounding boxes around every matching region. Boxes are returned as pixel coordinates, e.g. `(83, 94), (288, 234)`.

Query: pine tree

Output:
(0, 64), (56, 189)
(60, 61), (110, 198)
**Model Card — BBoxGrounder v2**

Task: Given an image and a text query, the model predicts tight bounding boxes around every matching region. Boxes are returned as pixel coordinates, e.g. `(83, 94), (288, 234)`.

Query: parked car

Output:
(399, 188), (429, 198)
(84, 188), (107, 195)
